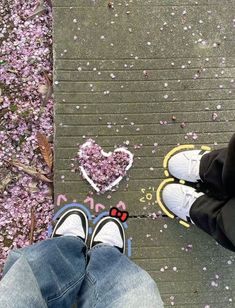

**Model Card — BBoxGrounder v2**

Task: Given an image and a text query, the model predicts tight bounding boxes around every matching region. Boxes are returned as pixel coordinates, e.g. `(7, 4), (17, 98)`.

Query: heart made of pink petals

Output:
(79, 140), (133, 193)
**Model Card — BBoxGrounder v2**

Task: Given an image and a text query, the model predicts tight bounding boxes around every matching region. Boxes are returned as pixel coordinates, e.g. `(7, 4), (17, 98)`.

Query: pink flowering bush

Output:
(0, 0), (53, 273)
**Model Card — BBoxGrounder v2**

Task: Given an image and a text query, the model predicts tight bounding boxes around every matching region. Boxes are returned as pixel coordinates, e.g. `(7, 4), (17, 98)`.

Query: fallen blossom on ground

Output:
(0, 0), (53, 273)
(75, 139), (133, 193)
(184, 131), (198, 140)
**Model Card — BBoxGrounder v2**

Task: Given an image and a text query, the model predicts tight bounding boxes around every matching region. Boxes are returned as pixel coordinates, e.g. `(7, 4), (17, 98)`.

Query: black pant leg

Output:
(190, 133), (235, 251)
(199, 133), (235, 199)
(222, 133), (235, 196)
(199, 148), (228, 199)
(190, 194), (235, 252)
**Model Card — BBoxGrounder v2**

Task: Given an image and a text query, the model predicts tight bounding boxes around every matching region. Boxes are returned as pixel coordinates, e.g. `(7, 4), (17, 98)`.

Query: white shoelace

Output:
(182, 190), (198, 210)
(184, 153), (201, 176)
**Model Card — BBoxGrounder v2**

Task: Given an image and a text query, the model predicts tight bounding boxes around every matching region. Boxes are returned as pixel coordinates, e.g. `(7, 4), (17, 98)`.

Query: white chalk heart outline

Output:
(79, 141), (134, 193)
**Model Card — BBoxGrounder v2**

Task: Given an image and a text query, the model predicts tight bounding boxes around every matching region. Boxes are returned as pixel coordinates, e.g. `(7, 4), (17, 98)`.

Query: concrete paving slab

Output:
(53, 0), (235, 306)
(126, 218), (235, 307)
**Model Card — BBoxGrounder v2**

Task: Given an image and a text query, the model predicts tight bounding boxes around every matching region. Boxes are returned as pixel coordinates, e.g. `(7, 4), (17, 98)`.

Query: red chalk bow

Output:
(109, 207), (129, 222)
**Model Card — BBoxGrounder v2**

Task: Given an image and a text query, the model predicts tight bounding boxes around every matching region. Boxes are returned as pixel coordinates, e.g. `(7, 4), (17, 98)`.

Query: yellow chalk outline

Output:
(164, 170), (169, 177)
(201, 145), (211, 151)
(156, 178), (175, 219)
(157, 178), (190, 228)
(163, 145), (195, 169)
(163, 144), (211, 179)
(157, 144), (211, 228)
(179, 220), (190, 228)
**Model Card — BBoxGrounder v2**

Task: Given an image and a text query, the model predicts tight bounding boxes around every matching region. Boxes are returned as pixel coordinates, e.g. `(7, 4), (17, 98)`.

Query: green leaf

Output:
(9, 104), (18, 112)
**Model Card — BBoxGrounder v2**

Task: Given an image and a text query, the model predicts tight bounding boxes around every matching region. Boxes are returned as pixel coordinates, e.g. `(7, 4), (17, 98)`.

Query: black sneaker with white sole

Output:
(90, 217), (125, 253)
(52, 208), (88, 243)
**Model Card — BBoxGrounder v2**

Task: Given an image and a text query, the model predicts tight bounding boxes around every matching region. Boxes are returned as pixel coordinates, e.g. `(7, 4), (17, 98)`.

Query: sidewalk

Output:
(53, 0), (235, 306)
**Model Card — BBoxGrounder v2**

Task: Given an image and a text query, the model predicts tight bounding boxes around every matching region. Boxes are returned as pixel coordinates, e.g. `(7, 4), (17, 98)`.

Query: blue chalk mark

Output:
(127, 238), (132, 257)
(47, 203), (129, 239)
(47, 203), (92, 238)
(93, 211), (109, 224)
(123, 222), (128, 229)
(89, 227), (93, 235)
(53, 203), (92, 221)
(47, 224), (53, 237)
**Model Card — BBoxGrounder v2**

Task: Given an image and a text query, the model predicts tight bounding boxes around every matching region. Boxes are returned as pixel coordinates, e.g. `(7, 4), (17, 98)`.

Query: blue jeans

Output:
(0, 237), (163, 307)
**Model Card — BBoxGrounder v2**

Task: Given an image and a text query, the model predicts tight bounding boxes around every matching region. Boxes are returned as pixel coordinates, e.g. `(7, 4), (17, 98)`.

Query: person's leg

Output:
(199, 148), (228, 199)
(0, 208), (88, 308)
(0, 252), (47, 308)
(200, 133), (235, 199)
(167, 133), (235, 199)
(77, 217), (163, 308)
(190, 194), (235, 251)
(78, 245), (163, 308)
(1, 237), (86, 308)
(162, 183), (235, 251)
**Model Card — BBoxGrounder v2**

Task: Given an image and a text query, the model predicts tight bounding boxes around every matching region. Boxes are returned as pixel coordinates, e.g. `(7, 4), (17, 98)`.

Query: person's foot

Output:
(168, 150), (209, 182)
(162, 183), (204, 222)
(52, 208), (88, 242)
(90, 217), (125, 253)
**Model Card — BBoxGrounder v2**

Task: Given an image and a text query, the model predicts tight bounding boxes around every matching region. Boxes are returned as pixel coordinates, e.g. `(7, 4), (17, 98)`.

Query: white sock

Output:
(55, 214), (85, 238)
(94, 222), (123, 248)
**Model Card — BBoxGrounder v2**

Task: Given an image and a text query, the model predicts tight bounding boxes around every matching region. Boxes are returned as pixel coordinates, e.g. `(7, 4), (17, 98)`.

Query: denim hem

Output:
(55, 235), (87, 246)
(90, 243), (118, 252)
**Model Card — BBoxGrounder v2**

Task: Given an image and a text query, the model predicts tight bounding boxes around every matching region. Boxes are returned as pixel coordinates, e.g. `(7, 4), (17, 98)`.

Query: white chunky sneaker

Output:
(90, 217), (125, 253)
(162, 183), (204, 222)
(168, 150), (209, 182)
(52, 208), (88, 242)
